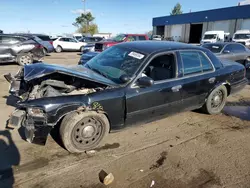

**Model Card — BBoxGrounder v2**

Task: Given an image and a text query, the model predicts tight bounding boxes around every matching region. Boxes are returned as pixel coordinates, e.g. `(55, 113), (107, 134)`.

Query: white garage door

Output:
(171, 24), (182, 41)
(241, 19), (250, 29)
(213, 20), (230, 32)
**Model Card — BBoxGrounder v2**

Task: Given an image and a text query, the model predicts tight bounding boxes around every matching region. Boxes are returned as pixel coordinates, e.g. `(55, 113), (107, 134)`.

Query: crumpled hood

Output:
(23, 63), (117, 86)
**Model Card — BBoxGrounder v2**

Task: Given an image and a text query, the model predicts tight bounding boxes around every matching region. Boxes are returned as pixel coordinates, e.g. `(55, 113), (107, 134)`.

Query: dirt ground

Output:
(0, 53), (250, 188)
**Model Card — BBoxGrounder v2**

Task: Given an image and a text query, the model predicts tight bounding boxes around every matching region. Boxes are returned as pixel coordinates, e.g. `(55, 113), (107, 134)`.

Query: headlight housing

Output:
(27, 108), (45, 117)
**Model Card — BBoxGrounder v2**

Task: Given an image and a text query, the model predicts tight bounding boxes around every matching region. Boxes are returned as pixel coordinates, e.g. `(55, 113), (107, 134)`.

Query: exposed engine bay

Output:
(25, 74), (106, 100)
(6, 71), (107, 101)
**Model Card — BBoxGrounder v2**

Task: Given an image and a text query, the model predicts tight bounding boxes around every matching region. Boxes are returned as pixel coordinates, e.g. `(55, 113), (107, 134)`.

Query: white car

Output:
(53, 37), (87, 53)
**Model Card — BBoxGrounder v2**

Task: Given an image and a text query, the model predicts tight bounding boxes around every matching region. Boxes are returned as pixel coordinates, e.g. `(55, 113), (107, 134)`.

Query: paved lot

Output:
(0, 53), (250, 188)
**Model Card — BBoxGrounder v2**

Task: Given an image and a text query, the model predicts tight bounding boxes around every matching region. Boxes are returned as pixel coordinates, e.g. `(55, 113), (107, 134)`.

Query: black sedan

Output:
(202, 42), (250, 68)
(5, 41), (247, 153)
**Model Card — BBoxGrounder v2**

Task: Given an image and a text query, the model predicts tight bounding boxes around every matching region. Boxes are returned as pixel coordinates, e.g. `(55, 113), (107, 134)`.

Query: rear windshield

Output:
(36, 35), (51, 41)
(202, 44), (224, 53)
(234, 34), (250, 39)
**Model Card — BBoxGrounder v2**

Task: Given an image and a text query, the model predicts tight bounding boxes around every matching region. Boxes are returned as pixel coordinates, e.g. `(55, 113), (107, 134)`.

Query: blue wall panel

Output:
(153, 5), (250, 26)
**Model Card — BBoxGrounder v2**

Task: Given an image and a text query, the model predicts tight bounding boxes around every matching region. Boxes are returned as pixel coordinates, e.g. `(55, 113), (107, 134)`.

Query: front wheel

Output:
(60, 111), (110, 153)
(55, 46), (63, 53)
(17, 53), (33, 66)
(80, 46), (84, 52)
(201, 85), (227, 114)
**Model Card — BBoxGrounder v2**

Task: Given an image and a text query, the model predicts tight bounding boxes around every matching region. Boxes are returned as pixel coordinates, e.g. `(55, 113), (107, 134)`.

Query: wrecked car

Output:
(5, 41), (248, 153)
(0, 34), (45, 65)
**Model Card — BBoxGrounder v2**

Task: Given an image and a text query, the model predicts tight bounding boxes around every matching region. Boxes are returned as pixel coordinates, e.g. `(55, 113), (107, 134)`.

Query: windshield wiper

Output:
(88, 66), (108, 79)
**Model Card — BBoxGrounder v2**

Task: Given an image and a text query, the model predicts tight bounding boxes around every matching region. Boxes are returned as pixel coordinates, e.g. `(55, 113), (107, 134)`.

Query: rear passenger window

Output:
(198, 52), (213, 72)
(138, 36), (146, 40)
(180, 51), (202, 75)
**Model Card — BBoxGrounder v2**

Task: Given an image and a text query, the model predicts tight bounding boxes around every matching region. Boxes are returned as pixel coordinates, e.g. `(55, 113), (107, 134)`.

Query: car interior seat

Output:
(149, 55), (174, 81)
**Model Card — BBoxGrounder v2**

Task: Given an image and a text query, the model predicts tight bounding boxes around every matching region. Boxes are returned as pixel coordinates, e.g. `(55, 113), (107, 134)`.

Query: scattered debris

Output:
(150, 180), (155, 187)
(99, 170), (114, 185)
(95, 143), (120, 152)
(150, 151), (167, 170)
(85, 150), (96, 155)
(169, 145), (173, 147)
(139, 169), (144, 172)
(175, 136), (180, 139)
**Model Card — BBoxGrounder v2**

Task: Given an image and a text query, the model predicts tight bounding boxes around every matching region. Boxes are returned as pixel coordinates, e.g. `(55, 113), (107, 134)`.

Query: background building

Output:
(152, 5), (250, 43)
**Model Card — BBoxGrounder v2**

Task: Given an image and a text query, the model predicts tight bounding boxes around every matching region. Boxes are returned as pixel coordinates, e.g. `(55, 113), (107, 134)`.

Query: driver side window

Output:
(142, 53), (176, 81)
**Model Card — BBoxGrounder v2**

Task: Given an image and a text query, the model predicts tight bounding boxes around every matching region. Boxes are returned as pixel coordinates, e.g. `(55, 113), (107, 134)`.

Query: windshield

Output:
(234, 34), (250, 39)
(112, 34), (127, 42)
(203, 34), (217, 40)
(85, 46), (146, 84)
(202, 44), (224, 53)
(75, 36), (82, 40)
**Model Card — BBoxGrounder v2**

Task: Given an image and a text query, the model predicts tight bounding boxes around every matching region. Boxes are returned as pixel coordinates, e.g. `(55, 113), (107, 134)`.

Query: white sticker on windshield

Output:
(212, 46), (219, 49)
(128, 52), (144, 59)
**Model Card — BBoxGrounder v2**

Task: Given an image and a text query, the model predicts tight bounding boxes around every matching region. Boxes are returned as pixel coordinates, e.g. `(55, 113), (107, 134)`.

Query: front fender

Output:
(18, 95), (91, 125)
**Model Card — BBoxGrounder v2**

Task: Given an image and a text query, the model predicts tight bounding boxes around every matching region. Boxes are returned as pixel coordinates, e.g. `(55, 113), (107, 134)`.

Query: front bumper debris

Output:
(7, 110), (26, 129)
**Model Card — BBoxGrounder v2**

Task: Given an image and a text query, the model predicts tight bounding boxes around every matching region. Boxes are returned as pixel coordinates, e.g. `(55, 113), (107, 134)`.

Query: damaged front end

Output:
(5, 63), (116, 145)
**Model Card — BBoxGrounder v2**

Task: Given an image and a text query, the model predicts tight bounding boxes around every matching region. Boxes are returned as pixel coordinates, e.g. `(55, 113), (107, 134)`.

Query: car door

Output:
(230, 43), (248, 64)
(0, 36), (21, 57)
(68, 38), (79, 50)
(58, 38), (68, 49)
(220, 44), (237, 61)
(125, 52), (184, 125)
(178, 50), (216, 110)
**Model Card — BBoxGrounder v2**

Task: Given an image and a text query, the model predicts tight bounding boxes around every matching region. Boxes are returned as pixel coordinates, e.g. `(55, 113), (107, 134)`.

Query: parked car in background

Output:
(5, 41), (247, 153)
(14, 33), (54, 54)
(152, 35), (162, 41)
(79, 37), (103, 53)
(202, 42), (250, 68)
(201, 31), (230, 44)
(0, 34), (45, 65)
(33, 34), (54, 54)
(232, 30), (250, 48)
(53, 37), (87, 52)
(94, 33), (149, 52)
(78, 51), (100, 65)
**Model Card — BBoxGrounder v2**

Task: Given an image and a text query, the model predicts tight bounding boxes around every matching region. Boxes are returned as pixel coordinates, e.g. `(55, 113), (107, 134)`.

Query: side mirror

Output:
(137, 76), (154, 87)
(223, 50), (230, 54)
(119, 75), (131, 83)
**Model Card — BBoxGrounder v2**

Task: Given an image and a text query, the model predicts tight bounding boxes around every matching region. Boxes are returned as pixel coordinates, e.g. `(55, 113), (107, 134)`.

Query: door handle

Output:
(208, 77), (216, 83)
(171, 85), (182, 92)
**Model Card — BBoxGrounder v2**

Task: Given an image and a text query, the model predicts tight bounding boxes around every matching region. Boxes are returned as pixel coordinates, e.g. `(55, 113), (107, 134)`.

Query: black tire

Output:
(244, 57), (250, 69)
(55, 46), (63, 53)
(17, 53), (33, 66)
(202, 85), (227, 114)
(80, 46), (84, 52)
(60, 111), (110, 153)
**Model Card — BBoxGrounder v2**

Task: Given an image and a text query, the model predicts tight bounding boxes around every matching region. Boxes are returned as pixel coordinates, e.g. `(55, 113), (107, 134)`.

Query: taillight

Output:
(35, 44), (43, 49)
(49, 41), (53, 45)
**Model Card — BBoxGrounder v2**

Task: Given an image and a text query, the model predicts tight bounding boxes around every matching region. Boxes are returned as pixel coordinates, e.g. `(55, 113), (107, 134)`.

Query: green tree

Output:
(73, 12), (98, 34)
(170, 3), (183, 15)
(77, 23), (99, 35)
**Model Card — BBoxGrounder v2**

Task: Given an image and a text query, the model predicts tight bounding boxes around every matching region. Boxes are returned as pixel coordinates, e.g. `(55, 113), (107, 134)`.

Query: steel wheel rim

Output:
(211, 90), (224, 109)
(20, 55), (32, 65)
(71, 117), (103, 149)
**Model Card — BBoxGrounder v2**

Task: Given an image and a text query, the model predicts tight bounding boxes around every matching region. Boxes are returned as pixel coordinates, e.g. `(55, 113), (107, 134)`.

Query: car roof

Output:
(203, 42), (244, 46)
(0, 33), (30, 39)
(115, 41), (202, 54)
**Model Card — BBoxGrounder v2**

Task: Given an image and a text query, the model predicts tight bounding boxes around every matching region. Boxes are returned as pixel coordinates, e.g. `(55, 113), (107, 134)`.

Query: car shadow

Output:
(50, 120), (66, 150)
(223, 101), (250, 121)
(0, 130), (20, 188)
(0, 62), (17, 66)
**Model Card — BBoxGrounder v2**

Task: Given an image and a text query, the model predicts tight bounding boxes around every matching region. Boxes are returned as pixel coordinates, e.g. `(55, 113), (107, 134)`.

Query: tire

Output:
(17, 53), (33, 66)
(202, 85), (227, 115)
(55, 46), (63, 53)
(244, 57), (250, 69)
(43, 48), (48, 56)
(80, 46), (84, 52)
(60, 111), (110, 153)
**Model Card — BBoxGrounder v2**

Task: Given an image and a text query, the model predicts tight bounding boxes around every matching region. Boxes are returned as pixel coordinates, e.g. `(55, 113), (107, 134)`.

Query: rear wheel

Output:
(42, 48), (48, 56)
(55, 46), (63, 53)
(244, 57), (250, 69)
(80, 46), (84, 52)
(202, 85), (227, 114)
(60, 111), (110, 153)
(17, 53), (33, 66)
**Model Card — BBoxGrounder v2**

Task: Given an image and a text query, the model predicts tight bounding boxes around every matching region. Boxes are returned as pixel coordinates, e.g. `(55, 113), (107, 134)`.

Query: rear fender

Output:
(205, 81), (230, 102)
